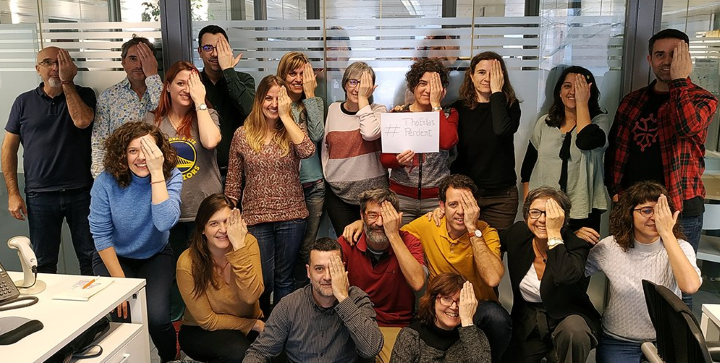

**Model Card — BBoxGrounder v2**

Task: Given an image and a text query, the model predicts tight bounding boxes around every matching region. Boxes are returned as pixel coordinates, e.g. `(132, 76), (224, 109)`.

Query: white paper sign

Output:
(381, 112), (440, 153)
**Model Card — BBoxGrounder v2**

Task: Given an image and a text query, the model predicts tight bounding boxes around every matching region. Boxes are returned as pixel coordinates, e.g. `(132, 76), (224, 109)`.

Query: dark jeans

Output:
(92, 244), (176, 362)
(179, 324), (258, 363)
(475, 300), (513, 363)
(595, 332), (644, 363)
(168, 221), (195, 321)
(680, 214), (703, 308)
(477, 186), (519, 232)
(299, 179), (325, 264)
(26, 188), (95, 275)
(325, 183), (361, 237)
(248, 219), (306, 314)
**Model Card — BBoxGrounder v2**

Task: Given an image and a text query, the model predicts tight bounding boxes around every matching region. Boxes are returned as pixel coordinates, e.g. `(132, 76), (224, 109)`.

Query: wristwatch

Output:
(196, 103), (208, 111)
(548, 237), (564, 249)
(468, 229), (482, 238)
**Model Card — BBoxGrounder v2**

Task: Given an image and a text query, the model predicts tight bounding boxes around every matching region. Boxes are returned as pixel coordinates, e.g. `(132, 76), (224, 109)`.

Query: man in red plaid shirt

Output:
(606, 29), (718, 253)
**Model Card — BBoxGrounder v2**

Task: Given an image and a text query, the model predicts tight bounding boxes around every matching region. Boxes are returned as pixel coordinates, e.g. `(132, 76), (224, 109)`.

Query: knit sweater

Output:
(89, 169), (183, 259)
(322, 102), (388, 205)
(586, 235), (701, 341)
(390, 323), (491, 362)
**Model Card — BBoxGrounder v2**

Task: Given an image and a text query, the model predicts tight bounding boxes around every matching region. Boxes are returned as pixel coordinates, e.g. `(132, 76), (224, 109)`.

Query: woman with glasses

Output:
(520, 66), (610, 245)
(585, 181), (700, 363)
(501, 187), (600, 363)
(322, 61), (387, 235)
(390, 273), (491, 362)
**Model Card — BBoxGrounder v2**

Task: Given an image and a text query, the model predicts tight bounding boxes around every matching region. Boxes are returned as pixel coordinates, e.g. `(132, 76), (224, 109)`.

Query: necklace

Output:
(532, 240), (547, 263)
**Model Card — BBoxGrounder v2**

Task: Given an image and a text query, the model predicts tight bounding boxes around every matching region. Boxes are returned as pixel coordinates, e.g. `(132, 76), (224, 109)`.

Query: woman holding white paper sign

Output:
(380, 58), (459, 225)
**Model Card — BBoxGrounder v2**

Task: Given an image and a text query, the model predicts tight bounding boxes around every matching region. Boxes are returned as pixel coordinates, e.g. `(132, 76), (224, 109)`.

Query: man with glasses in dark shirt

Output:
(197, 25), (256, 183)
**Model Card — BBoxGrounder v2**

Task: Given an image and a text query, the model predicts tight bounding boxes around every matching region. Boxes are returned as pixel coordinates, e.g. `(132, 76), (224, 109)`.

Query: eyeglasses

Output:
(528, 209), (547, 220)
(346, 79), (360, 87)
(436, 295), (459, 307)
(633, 207), (655, 218)
(365, 212), (381, 222)
(200, 45), (217, 53)
(38, 60), (59, 68)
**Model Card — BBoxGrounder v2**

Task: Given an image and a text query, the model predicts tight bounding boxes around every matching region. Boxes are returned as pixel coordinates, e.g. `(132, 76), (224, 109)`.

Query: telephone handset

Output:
(0, 261), (21, 303)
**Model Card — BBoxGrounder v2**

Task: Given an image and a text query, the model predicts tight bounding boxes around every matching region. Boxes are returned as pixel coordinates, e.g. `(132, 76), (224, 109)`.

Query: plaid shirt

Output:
(605, 78), (718, 211)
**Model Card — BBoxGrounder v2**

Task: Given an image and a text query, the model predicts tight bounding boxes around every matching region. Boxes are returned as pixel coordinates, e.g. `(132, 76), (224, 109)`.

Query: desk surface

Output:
(704, 174), (720, 201)
(0, 272), (145, 363)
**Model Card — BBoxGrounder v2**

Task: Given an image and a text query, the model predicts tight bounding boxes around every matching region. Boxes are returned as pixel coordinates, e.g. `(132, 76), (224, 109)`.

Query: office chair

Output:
(641, 280), (720, 363)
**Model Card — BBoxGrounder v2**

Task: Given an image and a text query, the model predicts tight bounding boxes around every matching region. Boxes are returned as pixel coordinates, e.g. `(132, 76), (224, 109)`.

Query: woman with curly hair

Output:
(450, 51), (521, 231)
(586, 181), (700, 362)
(390, 272), (491, 362)
(177, 194), (264, 362)
(520, 66), (610, 245)
(381, 58), (459, 225)
(143, 60), (222, 261)
(225, 75), (315, 314)
(89, 121), (182, 362)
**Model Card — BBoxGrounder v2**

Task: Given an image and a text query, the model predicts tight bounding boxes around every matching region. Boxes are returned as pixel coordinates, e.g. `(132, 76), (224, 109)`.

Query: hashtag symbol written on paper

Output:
(385, 124), (400, 137)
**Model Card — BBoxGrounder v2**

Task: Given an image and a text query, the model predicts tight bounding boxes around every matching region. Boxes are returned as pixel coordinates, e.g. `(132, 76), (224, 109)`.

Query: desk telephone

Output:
(0, 261), (20, 303)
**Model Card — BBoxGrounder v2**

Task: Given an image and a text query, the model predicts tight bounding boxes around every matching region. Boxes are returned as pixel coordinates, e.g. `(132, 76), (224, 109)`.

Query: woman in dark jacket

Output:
(501, 187), (600, 363)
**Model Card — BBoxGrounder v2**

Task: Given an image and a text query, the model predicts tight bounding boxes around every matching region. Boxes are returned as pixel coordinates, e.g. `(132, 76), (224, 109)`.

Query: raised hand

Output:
(458, 281), (477, 327)
(329, 254), (349, 302)
(302, 62), (318, 98)
(226, 208), (248, 250)
(216, 36), (242, 70)
(670, 40), (693, 80)
(381, 201), (402, 237)
(278, 86), (293, 120)
(429, 72), (444, 107)
(358, 71), (377, 102)
(188, 70), (207, 106)
(654, 194), (679, 238)
(396, 149), (416, 167)
(574, 73), (591, 105)
(489, 60), (504, 94)
(57, 48), (77, 83)
(140, 134), (164, 176)
(545, 198), (565, 236)
(460, 190), (481, 233)
(136, 42), (158, 77)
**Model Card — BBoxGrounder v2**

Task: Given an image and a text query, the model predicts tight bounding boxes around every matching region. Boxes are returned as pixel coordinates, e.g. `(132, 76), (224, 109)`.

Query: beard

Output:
(47, 77), (62, 88)
(364, 224), (389, 248)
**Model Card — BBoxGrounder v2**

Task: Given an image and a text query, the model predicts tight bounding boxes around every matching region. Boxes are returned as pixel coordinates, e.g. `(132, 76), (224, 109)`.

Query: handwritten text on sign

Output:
(381, 112), (440, 153)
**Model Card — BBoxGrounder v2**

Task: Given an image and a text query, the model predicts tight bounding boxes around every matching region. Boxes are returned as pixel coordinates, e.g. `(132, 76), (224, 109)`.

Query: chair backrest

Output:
(642, 280), (714, 363)
(703, 204), (720, 231)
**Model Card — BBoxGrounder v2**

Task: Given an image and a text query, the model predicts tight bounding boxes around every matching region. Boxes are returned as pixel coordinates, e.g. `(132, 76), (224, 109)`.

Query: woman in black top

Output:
(450, 51), (521, 231)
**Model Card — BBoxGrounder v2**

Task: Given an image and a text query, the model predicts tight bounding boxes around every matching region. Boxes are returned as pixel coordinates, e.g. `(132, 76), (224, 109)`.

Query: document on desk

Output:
(52, 277), (114, 301)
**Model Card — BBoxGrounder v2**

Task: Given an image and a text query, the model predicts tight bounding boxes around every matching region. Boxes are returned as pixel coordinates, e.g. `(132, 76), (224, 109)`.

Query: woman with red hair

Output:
(143, 61), (222, 257)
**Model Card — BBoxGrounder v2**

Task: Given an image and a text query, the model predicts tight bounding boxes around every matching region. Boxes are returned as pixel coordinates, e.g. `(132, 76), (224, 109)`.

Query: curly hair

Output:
(103, 122), (178, 188)
(439, 174), (479, 203)
(151, 61), (211, 139)
(459, 52), (518, 109)
(418, 273), (467, 325)
(545, 66), (605, 128)
(609, 181), (684, 252)
(405, 58), (449, 92)
(244, 75), (293, 156)
(188, 193), (237, 298)
(522, 187), (572, 228)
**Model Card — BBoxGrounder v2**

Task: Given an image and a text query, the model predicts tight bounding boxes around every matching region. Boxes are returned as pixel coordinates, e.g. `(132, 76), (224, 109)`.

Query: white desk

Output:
(0, 272), (150, 363)
(701, 304), (720, 341)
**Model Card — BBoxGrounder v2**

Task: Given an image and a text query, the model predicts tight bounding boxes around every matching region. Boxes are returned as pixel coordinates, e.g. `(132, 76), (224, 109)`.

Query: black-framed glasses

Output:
(347, 79), (360, 87)
(633, 207), (654, 218)
(528, 209), (547, 220)
(38, 60), (59, 68)
(436, 295), (459, 307)
(200, 44), (217, 53)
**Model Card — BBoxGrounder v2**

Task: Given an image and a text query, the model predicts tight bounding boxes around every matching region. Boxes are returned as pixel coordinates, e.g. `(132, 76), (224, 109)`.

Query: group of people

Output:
(1, 24), (717, 363)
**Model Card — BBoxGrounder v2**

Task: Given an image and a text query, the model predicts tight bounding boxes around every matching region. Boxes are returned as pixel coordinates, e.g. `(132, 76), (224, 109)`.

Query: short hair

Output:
(522, 187), (572, 227)
(610, 181), (684, 252)
(405, 58), (449, 92)
(121, 35), (156, 59)
(342, 61), (375, 101)
(358, 189), (400, 213)
(648, 29), (689, 55)
(439, 174), (479, 203)
(198, 25), (229, 44)
(417, 273), (467, 325)
(103, 122), (177, 188)
(309, 237), (343, 260)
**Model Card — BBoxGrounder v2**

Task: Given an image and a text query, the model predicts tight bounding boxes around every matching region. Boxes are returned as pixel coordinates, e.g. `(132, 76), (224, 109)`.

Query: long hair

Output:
(546, 66), (604, 128)
(244, 75), (291, 156)
(459, 51), (518, 109)
(152, 61), (211, 139)
(418, 273), (467, 325)
(610, 181), (684, 252)
(188, 194), (236, 298)
(103, 122), (177, 188)
(276, 52), (309, 115)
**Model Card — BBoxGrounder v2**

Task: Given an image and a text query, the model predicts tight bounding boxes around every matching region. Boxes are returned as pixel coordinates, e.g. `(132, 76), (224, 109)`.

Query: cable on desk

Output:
(0, 296), (39, 311)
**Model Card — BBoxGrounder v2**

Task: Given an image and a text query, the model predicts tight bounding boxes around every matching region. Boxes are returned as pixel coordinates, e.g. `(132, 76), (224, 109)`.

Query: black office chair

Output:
(641, 279), (720, 363)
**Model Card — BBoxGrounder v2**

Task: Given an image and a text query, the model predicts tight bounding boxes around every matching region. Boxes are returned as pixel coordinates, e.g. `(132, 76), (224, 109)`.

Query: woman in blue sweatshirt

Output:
(89, 121), (183, 362)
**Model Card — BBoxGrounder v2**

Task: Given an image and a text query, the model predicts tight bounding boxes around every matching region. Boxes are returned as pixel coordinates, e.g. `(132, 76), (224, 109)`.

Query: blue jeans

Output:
(475, 300), (513, 363)
(249, 219), (306, 314)
(679, 214), (703, 308)
(300, 179), (325, 264)
(26, 188), (95, 275)
(595, 332), (644, 363)
(92, 244), (176, 362)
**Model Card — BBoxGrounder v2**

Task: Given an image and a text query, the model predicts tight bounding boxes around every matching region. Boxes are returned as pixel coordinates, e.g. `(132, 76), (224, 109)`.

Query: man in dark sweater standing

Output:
(197, 25), (256, 182)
